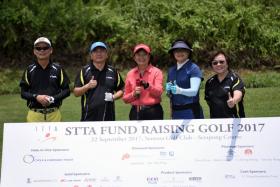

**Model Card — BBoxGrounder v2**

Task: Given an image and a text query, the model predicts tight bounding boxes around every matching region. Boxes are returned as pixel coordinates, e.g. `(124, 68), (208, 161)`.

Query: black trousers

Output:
(129, 104), (163, 120)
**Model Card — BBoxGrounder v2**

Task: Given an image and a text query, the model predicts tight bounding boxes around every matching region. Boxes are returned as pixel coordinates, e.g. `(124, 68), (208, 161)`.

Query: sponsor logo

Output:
(41, 132), (57, 142)
(101, 177), (110, 182)
(26, 178), (57, 183)
(113, 176), (122, 182)
(162, 177), (184, 184)
(35, 125), (58, 142)
(60, 178), (82, 183)
(147, 177), (159, 184)
(84, 178), (96, 182)
(225, 174), (236, 179)
(23, 154), (35, 164)
(26, 178), (32, 184)
(244, 148), (253, 156)
(121, 153), (130, 160)
(159, 151), (175, 157)
(189, 176), (202, 182)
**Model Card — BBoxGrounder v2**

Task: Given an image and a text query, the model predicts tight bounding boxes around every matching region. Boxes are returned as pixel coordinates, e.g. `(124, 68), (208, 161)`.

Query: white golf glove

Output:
(47, 96), (55, 104)
(104, 92), (114, 102)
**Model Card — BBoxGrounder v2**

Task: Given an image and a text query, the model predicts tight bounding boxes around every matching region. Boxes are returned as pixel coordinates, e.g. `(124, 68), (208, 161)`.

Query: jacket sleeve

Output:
(53, 68), (70, 101)
(19, 69), (37, 101)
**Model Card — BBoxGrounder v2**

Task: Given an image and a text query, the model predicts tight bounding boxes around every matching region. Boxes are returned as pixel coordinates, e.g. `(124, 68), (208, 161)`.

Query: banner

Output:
(1, 117), (280, 187)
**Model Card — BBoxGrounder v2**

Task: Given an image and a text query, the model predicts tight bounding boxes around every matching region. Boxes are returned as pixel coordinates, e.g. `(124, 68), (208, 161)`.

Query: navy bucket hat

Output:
(168, 40), (193, 53)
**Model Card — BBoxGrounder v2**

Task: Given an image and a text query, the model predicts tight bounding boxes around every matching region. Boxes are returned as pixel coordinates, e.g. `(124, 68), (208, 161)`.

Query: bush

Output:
(0, 0), (279, 69)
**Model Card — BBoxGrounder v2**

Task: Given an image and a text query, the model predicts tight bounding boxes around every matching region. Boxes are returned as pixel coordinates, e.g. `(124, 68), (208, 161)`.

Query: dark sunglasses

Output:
(34, 46), (50, 51)
(211, 60), (225, 66)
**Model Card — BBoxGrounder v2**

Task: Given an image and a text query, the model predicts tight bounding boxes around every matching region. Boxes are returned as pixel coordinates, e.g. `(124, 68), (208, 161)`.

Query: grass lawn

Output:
(1, 87), (280, 168)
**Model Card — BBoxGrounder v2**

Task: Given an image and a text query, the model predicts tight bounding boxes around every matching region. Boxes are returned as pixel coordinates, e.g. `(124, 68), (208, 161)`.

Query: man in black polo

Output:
(20, 37), (70, 122)
(73, 41), (124, 121)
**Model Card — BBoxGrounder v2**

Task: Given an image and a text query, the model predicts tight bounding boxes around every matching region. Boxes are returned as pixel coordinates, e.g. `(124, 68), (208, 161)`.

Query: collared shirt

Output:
(167, 59), (203, 105)
(205, 70), (245, 118)
(19, 61), (70, 109)
(74, 63), (124, 121)
(123, 64), (163, 106)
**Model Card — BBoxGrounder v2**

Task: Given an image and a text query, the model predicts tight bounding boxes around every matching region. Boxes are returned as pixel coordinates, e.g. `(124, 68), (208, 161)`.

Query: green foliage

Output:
(243, 71), (280, 88)
(0, 69), (22, 94)
(0, 0), (279, 68)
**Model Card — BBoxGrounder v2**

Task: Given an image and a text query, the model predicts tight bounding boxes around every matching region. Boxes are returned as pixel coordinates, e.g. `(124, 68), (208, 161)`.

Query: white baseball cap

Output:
(34, 37), (51, 47)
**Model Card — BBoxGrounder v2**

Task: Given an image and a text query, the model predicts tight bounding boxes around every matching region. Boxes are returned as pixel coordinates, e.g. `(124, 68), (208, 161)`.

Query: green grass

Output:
(1, 87), (280, 169)
(1, 87), (280, 123)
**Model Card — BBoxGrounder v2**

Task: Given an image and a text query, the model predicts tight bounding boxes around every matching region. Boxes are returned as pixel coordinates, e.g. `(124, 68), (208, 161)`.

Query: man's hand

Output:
(104, 92), (114, 102)
(86, 76), (97, 89)
(36, 95), (51, 107)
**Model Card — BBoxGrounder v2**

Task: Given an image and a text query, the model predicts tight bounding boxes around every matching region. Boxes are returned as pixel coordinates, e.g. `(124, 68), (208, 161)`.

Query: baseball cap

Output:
(133, 44), (151, 55)
(90, 42), (107, 52)
(34, 37), (51, 47)
(168, 41), (192, 53)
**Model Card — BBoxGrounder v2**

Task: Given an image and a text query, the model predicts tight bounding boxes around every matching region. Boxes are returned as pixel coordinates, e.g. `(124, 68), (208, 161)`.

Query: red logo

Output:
(121, 153), (130, 160)
(244, 149), (253, 155)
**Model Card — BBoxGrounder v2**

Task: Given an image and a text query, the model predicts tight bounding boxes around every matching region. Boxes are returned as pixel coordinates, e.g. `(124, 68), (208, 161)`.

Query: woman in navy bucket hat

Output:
(166, 39), (204, 119)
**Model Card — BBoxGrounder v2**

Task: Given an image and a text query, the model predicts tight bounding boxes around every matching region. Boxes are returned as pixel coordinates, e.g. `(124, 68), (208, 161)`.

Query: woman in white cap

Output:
(166, 39), (204, 119)
(123, 43), (164, 120)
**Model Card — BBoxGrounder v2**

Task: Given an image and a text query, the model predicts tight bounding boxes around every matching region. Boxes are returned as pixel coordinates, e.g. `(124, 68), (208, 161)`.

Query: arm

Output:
(113, 90), (123, 100)
(53, 68), (70, 100)
(171, 77), (201, 97)
(73, 71), (97, 97)
(148, 70), (164, 97)
(122, 78), (138, 103)
(227, 75), (245, 108)
(227, 90), (243, 108)
(73, 84), (91, 97)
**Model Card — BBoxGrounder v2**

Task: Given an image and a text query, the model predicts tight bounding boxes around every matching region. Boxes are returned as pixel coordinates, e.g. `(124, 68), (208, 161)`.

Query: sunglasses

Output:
(34, 46), (50, 51)
(211, 60), (225, 66)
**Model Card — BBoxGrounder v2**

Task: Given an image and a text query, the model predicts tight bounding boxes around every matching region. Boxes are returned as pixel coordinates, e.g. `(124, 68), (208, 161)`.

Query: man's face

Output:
(33, 42), (52, 60)
(91, 47), (108, 64)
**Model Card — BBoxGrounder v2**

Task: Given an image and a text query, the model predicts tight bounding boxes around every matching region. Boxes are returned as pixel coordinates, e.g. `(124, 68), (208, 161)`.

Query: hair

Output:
(209, 50), (230, 67)
(170, 38), (193, 59)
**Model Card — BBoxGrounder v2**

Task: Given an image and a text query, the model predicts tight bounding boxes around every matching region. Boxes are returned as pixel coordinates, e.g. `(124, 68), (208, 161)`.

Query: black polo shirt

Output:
(19, 61), (70, 109)
(205, 70), (245, 118)
(74, 63), (124, 121)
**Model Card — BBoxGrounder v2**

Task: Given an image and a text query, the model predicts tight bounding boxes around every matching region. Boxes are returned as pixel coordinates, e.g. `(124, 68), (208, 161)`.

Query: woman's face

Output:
(211, 54), (229, 74)
(134, 50), (150, 67)
(173, 48), (190, 63)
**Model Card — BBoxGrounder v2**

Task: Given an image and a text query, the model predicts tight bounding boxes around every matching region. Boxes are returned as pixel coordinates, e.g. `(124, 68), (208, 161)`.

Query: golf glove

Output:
(104, 92), (114, 102)
(166, 82), (173, 91)
(170, 81), (182, 95)
(47, 96), (55, 104)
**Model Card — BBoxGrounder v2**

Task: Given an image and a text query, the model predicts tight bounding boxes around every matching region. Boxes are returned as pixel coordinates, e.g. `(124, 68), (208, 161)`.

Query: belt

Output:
(172, 102), (199, 111)
(132, 104), (160, 111)
(30, 108), (57, 114)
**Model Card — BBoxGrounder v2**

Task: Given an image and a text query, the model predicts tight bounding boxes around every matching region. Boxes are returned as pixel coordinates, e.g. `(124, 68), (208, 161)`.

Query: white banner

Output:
(1, 117), (280, 187)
